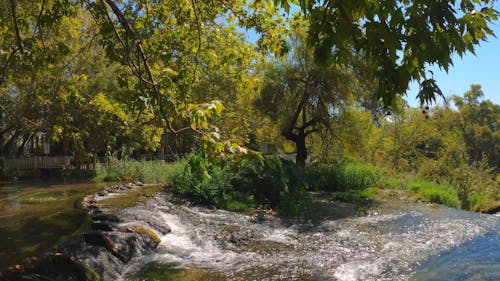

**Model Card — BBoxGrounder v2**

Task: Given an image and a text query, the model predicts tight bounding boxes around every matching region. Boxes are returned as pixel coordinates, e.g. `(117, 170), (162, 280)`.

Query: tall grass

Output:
(94, 157), (186, 184)
(305, 161), (380, 191)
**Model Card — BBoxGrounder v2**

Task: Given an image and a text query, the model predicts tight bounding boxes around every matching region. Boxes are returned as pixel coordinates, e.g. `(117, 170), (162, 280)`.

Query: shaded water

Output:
(0, 181), (106, 268)
(116, 193), (500, 281)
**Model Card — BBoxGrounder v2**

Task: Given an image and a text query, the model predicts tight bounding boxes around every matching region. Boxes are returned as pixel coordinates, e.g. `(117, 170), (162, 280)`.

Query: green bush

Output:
(233, 157), (311, 217)
(377, 175), (408, 189)
(305, 161), (380, 191)
(406, 180), (460, 208)
(171, 153), (311, 217)
(94, 157), (185, 183)
(467, 194), (488, 211)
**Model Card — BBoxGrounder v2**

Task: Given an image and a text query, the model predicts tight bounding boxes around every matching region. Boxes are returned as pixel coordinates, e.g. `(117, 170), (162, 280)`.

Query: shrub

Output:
(377, 175), (407, 190)
(171, 153), (311, 217)
(94, 157), (185, 183)
(305, 161), (380, 192)
(406, 180), (460, 208)
(172, 161), (239, 208)
(233, 157), (311, 217)
(467, 194), (488, 211)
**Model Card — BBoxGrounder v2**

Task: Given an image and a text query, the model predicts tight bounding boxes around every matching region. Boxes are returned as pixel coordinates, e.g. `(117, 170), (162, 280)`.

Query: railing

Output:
(4, 156), (73, 170)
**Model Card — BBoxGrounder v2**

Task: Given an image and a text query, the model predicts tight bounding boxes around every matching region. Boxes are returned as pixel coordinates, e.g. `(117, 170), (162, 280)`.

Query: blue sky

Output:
(406, 21), (500, 106)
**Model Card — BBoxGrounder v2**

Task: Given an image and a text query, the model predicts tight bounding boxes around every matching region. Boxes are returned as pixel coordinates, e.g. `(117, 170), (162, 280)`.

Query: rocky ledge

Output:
(0, 184), (168, 281)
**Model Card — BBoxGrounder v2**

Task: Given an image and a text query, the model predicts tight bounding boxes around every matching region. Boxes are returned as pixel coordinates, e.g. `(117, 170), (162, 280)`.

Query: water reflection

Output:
(0, 181), (106, 268)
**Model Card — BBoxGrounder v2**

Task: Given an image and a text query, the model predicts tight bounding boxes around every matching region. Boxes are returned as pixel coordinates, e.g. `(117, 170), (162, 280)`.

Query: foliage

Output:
(334, 187), (378, 204)
(406, 180), (461, 208)
(468, 194), (488, 211)
(234, 157), (311, 216)
(256, 28), (369, 165)
(94, 157), (185, 184)
(452, 85), (500, 170)
(171, 152), (245, 210)
(172, 153), (310, 216)
(276, 0), (498, 106)
(305, 161), (380, 192)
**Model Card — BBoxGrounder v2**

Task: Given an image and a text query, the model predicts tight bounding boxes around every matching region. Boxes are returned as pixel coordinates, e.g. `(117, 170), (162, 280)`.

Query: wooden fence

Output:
(2, 156), (97, 171)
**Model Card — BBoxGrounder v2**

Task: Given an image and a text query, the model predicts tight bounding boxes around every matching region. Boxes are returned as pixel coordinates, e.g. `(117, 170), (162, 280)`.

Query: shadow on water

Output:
(0, 181), (107, 268)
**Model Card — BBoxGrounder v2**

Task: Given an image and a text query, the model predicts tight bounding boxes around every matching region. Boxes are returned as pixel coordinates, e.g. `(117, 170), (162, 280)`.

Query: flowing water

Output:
(115, 193), (500, 281)
(0, 181), (106, 268)
(1, 183), (499, 280)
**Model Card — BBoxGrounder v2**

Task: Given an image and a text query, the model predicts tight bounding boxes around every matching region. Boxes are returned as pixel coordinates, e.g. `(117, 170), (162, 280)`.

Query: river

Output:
(119, 193), (500, 281)
(0, 181), (106, 268)
(1, 182), (499, 280)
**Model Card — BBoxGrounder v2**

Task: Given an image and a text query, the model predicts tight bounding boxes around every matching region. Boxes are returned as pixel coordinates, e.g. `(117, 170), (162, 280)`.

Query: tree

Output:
(256, 30), (364, 166)
(274, 0), (498, 106)
(453, 85), (500, 170)
(0, 5), (163, 159)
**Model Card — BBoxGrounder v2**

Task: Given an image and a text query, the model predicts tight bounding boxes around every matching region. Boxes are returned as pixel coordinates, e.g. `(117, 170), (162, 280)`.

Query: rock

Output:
(97, 191), (108, 196)
(79, 196), (98, 210)
(0, 253), (97, 281)
(91, 213), (120, 223)
(84, 231), (110, 248)
(82, 230), (158, 264)
(91, 222), (114, 232)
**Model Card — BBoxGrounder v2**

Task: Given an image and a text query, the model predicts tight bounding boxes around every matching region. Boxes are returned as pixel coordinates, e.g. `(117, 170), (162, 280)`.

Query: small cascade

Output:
(120, 194), (500, 281)
(2, 188), (499, 281)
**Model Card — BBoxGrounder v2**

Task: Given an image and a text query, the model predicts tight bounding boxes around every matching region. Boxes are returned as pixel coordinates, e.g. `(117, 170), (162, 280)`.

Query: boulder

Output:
(91, 213), (120, 223)
(91, 222), (114, 232)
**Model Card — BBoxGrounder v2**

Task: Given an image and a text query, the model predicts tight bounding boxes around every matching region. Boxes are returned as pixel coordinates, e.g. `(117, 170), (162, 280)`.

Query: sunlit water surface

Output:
(118, 194), (500, 281)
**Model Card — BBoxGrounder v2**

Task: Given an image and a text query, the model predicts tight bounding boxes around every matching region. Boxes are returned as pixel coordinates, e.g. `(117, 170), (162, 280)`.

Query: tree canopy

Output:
(275, 0), (498, 106)
(0, 0), (498, 164)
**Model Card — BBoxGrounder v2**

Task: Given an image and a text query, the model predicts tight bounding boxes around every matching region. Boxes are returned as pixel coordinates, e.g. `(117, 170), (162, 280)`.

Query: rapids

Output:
(116, 193), (500, 281)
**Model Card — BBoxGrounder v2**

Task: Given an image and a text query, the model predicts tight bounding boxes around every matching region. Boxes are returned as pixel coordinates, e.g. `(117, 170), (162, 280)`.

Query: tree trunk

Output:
(283, 131), (307, 167)
(295, 132), (307, 166)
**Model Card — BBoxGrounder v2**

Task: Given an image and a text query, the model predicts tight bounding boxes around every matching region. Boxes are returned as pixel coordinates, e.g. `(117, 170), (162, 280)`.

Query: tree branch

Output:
(329, 1), (361, 51)
(0, 48), (19, 87)
(282, 89), (309, 137)
(103, 0), (159, 94)
(304, 128), (319, 136)
(301, 116), (321, 130)
(189, 0), (202, 85)
(9, 0), (24, 53)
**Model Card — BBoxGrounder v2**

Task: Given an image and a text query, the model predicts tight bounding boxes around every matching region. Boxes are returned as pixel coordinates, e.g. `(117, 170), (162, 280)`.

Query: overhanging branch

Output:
(9, 0), (24, 53)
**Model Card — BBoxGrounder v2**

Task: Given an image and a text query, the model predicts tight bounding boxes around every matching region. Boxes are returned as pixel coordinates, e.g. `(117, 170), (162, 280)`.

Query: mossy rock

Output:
(473, 201), (500, 214)
(84, 265), (102, 281)
(96, 185), (163, 210)
(130, 225), (161, 244)
(131, 262), (226, 281)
